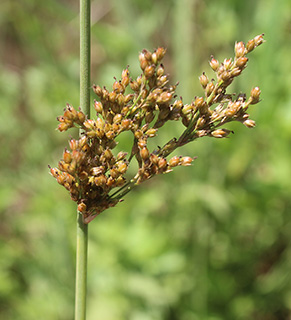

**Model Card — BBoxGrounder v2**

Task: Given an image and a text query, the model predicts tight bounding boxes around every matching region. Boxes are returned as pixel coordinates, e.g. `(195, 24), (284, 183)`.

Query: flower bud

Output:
(117, 152), (128, 161)
(158, 157), (167, 170)
(145, 128), (158, 137)
(77, 111), (86, 124)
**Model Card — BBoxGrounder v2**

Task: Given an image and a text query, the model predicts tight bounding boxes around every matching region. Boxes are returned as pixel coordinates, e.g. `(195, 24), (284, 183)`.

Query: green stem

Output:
(75, 0), (90, 319)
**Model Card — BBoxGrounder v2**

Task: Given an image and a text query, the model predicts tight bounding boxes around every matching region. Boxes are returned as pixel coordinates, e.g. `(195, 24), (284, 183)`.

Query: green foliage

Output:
(1, 0), (291, 319)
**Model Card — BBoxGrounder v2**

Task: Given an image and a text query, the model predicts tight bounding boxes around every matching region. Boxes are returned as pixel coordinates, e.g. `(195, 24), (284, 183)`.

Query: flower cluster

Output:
(49, 34), (264, 223)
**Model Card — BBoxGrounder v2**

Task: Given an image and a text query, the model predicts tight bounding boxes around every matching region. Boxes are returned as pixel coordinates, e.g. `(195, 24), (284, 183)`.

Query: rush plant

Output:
(48, 1), (264, 318)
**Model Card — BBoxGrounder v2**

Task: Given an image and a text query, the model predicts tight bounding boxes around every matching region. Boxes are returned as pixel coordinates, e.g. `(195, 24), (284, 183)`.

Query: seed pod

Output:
(113, 113), (123, 123)
(144, 65), (155, 79)
(250, 86), (261, 104)
(91, 166), (105, 176)
(211, 129), (232, 138)
(145, 128), (157, 137)
(155, 47), (166, 61)
(223, 58), (233, 70)
(63, 149), (72, 164)
(243, 119), (256, 128)
(140, 147), (150, 160)
(199, 72), (209, 88)
(116, 161), (128, 174)
(209, 57), (219, 71)
(94, 100), (103, 114)
(235, 41), (246, 58)
(158, 157), (167, 170)
(117, 151), (128, 161)
(77, 111), (86, 124)
(236, 57), (248, 69)
(69, 139), (78, 150)
(156, 64), (164, 76)
(121, 118), (131, 131)
(180, 156), (194, 166)
(130, 80), (140, 92)
(109, 91), (117, 103)
(169, 156), (180, 167)
(246, 39), (255, 52)
(95, 174), (107, 187)
(93, 84), (102, 96)
(58, 122), (71, 132)
(78, 202), (87, 213)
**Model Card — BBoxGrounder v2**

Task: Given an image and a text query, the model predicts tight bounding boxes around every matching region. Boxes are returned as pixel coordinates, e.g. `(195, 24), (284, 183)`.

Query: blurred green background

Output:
(1, 0), (291, 319)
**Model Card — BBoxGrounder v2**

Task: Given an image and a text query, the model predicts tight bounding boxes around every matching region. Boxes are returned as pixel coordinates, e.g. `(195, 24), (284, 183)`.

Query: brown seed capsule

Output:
(211, 129), (232, 138)
(117, 151), (128, 161)
(254, 34), (264, 46)
(58, 122), (71, 132)
(130, 80), (140, 92)
(140, 147), (150, 160)
(156, 64), (165, 76)
(93, 84), (102, 96)
(95, 174), (107, 187)
(78, 202), (87, 213)
(113, 113), (123, 123)
(250, 86), (261, 104)
(158, 92), (172, 103)
(63, 149), (72, 164)
(205, 82), (215, 97)
(223, 58), (233, 70)
(116, 161), (128, 174)
(94, 100), (103, 114)
(144, 65), (155, 79)
(121, 118), (131, 131)
(236, 57), (248, 69)
(220, 71), (231, 82)
(109, 91), (117, 103)
(158, 157), (167, 170)
(246, 39), (255, 52)
(77, 111), (86, 124)
(199, 72), (209, 89)
(243, 119), (256, 128)
(235, 41), (246, 58)
(145, 128), (157, 137)
(169, 156), (180, 167)
(69, 139), (78, 150)
(155, 47), (166, 61)
(209, 57), (219, 71)
(180, 156), (194, 166)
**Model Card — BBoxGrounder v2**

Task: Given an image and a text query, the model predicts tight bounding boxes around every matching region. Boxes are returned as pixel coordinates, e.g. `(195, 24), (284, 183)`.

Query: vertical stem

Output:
(75, 0), (90, 319)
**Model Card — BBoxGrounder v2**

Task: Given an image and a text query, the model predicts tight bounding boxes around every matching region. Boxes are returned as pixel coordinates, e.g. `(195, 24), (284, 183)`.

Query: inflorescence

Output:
(49, 34), (264, 223)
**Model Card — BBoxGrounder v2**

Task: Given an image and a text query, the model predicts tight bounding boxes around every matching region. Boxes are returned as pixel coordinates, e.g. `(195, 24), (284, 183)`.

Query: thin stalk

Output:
(75, 0), (90, 319)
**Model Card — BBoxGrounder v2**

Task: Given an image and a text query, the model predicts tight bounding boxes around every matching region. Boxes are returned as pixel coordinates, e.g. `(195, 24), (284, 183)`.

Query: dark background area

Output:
(1, 0), (291, 319)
